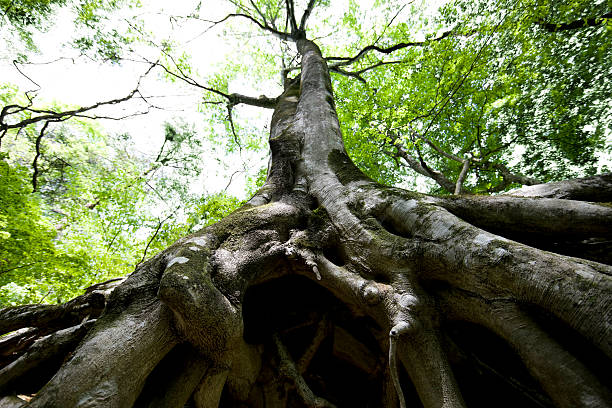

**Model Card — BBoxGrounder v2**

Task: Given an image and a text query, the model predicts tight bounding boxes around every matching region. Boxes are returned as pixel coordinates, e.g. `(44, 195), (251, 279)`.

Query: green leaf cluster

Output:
(0, 89), (242, 305)
(332, 0), (611, 193)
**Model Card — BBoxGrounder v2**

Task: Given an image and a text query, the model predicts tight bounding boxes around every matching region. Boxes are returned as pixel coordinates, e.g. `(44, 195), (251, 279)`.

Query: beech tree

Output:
(1, 0), (611, 407)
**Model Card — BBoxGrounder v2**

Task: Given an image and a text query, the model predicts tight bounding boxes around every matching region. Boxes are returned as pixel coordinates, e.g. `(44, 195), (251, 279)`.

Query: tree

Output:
(0, 0), (611, 407)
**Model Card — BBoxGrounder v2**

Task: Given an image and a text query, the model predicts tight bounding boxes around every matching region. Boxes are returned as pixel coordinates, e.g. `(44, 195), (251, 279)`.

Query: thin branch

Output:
(1, 64), (156, 133)
(223, 169), (243, 192)
(0, 262), (41, 275)
(138, 211), (175, 266)
(106, 229), (122, 252)
(12, 60), (41, 91)
(299, 0), (317, 31)
(412, 130), (465, 163)
(388, 132), (456, 192)
(374, 2), (408, 46)
(193, 12), (292, 41)
(286, 0), (298, 34)
(226, 105), (243, 151)
(329, 66), (367, 83)
(420, 14), (507, 141)
(249, 0), (268, 26)
(32, 121), (51, 192)
(146, 56), (278, 109)
(326, 30), (455, 68)
(329, 60), (404, 81)
(454, 159), (470, 195)
(354, 60), (403, 75)
(491, 163), (540, 186)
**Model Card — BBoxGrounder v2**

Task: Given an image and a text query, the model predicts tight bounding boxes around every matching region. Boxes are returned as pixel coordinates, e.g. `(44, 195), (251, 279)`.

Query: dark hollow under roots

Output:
(131, 274), (609, 408)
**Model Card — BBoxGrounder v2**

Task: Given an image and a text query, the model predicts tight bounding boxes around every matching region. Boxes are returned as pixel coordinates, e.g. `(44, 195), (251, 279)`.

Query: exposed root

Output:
(133, 343), (210, 407)
(374, 192), (612, 360)
(389, 327), (407, 408)
(0, 395), (26, 408)
(28, 300), (177, 408)
(440, 289), (612, 408)
(192, 367), (229, 408)
(273, 333), (337, 408)
(283, 240), (321, 280)
(435, 195), (612, 239)
(158, 247), (242, 358)
(297, 314), (329, 373)
(505, 174), (612, 201)
(0, 319), (95, 394)
(0, 291), (105, 336)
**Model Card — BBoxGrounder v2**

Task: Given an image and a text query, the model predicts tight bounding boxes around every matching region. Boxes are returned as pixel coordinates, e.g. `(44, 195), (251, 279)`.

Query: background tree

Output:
(0, 0), (611, 407)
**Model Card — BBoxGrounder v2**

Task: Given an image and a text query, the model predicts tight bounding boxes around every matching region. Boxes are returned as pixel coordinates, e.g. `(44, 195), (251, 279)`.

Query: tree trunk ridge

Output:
(1, 37), (611, 408)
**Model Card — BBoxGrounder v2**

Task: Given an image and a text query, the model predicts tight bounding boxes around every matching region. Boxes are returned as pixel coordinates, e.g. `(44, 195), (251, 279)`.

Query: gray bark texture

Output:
(0, 36), (611, 408)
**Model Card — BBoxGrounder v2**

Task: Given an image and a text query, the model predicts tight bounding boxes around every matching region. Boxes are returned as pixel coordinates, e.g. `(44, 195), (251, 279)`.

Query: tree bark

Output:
(0, 35), (610, 408)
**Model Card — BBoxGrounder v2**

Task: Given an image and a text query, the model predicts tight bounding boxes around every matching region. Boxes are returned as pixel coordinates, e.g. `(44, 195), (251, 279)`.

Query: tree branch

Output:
(299, 0), (317, 31)
(32, 120), (55, 192)
(329, 65), (367, 83)
(454, 159), (470, 195)
(388, 133), (456, 193)
(504, 173), (612, 201)
(490, 163), (540, 187)
(192, 12), (293, 41)
(148, 58), (278, 109)
(226, 105), (243, 150)
(326, 30), (454, 69)
(0, 64), (156, 134)
(286, 0), (299, 34)
(138, 212), (176, 266)
(249, 0), (269, 26)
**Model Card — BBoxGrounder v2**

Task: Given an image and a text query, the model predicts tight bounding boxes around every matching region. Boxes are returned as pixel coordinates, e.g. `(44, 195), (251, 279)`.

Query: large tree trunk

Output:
(1, 39), (611, 408)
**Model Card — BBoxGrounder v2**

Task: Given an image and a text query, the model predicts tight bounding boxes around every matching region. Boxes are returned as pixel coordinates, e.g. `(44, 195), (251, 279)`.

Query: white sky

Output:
(0, 0), (448, 199)
(0, 0), (272, 199)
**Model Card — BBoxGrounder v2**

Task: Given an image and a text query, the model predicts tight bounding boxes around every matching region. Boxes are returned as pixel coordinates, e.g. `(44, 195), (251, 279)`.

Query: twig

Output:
(1, 64), (156, 133)
(297, 314), (329, 373)
(226, 105), (243, 152)
(32, 121), (51, 192)
(273, 333), (337, 408)
(138, 212), (175, 265)
(12, 60), (41, 91)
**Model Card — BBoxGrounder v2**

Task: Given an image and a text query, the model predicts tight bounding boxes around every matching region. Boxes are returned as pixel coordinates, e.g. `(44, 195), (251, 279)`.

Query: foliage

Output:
(0, 156), (62, 304)
(0, 86), (243, 304)
(0, 0), (140, 62)
(330, 0), (611, 193)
